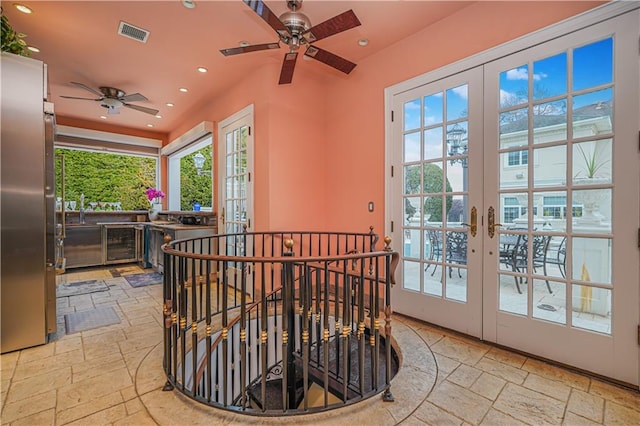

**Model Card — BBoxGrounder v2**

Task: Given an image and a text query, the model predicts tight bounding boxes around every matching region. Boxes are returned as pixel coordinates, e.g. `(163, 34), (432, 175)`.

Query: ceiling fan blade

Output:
(123, 103), (159, 116)
(279, 52), (298, 85)
(303, 10), (361, 43)
(60, 95), (101, 101)
(220, 42), (280, 56)
(120, 93), (148, 102)
(304, 46), (356, 75)
(70, 81), (104, 97)
(243, 0), (291, 38)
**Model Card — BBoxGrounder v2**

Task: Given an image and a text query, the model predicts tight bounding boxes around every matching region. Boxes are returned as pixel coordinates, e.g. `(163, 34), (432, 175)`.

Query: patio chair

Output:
(424, 229), (443, 276)
(445, 231), (467, 278)
(542, 236), (567, 281)
(502, 234), (552, 294)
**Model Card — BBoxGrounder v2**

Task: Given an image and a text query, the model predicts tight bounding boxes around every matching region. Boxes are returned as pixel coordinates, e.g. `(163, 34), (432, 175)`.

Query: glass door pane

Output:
(484, 11), (639, 385)
(393, 67), (484, 338)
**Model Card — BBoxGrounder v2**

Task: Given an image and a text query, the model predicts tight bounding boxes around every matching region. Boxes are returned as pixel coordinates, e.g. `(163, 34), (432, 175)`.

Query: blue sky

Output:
(500, 37), (613, 108)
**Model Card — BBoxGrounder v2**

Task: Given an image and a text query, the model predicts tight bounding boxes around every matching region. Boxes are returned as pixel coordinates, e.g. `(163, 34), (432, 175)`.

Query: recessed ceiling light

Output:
(182, 0), (196, 9)
(27, 45), (40, 53)
(239, 41), (250, 48)
(155, 114), (162, 119)
(14, 4), (32, 14)
(147, 124), (154, 128)
(358, 38), (369, 47)
(197, 67), (208, 73)
(166, 102), (174, 107)
(179, 87), (188, 93)
(100, 115), (107, 120)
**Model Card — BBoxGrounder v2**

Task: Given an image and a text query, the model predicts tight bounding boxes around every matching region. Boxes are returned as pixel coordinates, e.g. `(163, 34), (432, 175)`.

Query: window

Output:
(542, 195), (582, 218)
(54, 147), (158, 210)
(167, 136), (213, 211)
(507, 150), (528, 166)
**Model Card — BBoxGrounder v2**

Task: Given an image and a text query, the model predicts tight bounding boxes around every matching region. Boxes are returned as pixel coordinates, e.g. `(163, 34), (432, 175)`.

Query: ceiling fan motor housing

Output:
(279, 10), (311, 48)
(100, 87), (125, 98)
(222, 0), (361, 84)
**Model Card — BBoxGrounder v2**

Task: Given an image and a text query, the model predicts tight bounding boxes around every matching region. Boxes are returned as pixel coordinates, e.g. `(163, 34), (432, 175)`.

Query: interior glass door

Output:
(391, 67), (484, 337)
(218, 106), (254, 258)
(482, 13), (639, 385)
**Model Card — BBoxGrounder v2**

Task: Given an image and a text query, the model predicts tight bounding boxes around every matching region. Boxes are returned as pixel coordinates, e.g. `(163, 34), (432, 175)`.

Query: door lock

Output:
(462, 206), (478, 237)
(488, 206), (502, 238)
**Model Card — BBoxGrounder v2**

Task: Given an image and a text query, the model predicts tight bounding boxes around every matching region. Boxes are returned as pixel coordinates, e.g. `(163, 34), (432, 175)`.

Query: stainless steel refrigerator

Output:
(1, 53), (57, 353)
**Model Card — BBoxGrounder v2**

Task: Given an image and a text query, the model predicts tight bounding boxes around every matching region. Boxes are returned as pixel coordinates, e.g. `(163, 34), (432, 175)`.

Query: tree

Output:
(404, 163), (452, 222)
(423, 164), (452, 222)
(180, 144), (213, 210)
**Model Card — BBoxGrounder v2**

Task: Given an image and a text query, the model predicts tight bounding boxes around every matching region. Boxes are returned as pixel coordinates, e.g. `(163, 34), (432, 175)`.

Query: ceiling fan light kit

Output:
(60, 82), (159, 116)
(220, 0), (361, 84)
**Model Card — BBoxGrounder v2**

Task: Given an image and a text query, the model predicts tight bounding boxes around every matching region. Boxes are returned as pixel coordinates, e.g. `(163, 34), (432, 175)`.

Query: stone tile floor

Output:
(1, 265), (639, 425)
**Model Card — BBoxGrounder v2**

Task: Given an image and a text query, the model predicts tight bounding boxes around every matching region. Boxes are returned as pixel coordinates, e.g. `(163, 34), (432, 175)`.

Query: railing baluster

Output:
(222, 260), (229, 406)
(160, 231), (398, 415)
(205, 260), (212, 402)
(382, 237), (394, 402)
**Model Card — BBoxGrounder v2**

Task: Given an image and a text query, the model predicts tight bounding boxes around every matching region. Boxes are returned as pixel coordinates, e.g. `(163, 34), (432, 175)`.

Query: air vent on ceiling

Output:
(117, 21), (150, 43)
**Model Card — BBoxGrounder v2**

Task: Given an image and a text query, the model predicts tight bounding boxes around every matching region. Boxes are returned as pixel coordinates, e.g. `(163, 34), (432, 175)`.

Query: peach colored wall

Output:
(168, 61), (329, 231)
(64, 1), (604, 235)
(323, 1), (605, 237)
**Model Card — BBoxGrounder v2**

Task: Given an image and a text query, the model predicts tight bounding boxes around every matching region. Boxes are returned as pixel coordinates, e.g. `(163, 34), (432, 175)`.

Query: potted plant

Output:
(574, 143), (610, 180)
(1, 8), (30, 57)
(573, 142), (611, 224)
(145, 187), (165, 221)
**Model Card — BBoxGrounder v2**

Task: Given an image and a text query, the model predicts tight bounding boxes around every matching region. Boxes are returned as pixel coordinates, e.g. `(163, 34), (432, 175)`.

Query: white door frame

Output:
(384, 3), (639, 387)
(217, 104), (254, 236)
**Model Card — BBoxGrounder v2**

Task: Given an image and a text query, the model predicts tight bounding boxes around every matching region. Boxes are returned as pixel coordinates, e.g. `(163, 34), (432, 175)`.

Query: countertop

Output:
(146, 222), (216, 230)
(70, 221), (216, 231)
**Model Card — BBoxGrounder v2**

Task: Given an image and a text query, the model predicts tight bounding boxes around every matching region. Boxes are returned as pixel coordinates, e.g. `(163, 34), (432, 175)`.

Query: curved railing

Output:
(161, 229), (399, 415)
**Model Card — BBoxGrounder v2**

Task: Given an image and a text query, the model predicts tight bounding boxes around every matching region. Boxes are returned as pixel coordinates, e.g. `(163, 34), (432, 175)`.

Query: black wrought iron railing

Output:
(161, 229), (399, 415)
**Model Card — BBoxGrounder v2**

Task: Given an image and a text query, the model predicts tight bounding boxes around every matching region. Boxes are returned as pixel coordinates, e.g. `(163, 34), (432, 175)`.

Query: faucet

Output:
(79, 193), (85, 224)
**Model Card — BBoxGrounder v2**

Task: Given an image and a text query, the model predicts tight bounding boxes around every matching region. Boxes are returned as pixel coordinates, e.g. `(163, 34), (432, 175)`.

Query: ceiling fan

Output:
(60, 82), (159, 116)
(220, 0), (361, 84)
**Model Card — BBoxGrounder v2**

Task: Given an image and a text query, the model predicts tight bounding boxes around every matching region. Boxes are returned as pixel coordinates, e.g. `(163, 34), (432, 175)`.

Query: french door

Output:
(389, 9), (639, 385)
(390, 68), (485, 338)
(218, 105), (254, 253)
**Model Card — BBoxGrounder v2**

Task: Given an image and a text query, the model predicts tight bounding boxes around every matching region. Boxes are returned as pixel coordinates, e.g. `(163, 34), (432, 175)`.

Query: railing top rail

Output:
(162, 230), (395, 264)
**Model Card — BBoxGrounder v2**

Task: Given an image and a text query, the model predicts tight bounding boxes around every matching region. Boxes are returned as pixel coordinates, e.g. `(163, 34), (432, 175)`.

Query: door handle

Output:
(487, 206), (502, 238)
(461, 206), (477, 237)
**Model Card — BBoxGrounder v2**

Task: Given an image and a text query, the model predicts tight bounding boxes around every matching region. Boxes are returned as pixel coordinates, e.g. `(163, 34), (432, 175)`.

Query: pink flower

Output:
(145, 187), (165, 203)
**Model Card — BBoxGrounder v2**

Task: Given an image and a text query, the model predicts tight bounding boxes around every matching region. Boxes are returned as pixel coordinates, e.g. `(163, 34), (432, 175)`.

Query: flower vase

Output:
(149, 203), (162, 221)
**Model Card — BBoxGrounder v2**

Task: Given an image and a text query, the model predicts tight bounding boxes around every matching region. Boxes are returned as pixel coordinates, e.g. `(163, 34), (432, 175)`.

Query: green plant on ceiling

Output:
(1, 7), (30, 57)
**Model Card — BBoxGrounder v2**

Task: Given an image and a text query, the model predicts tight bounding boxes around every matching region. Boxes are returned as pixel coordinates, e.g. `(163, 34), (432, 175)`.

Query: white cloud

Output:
(532, 72), (548, 81)
(506, 67), (548, 81)
(404, 100), (421, 110)
(506, 68), (528, 80)
(500, 89), (518, 105)
(450, 85), (468, 100)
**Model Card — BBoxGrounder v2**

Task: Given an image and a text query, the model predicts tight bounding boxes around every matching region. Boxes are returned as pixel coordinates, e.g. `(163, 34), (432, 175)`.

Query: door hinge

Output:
(248, 172), (251, 182)
(391, 221), (394, 233)
(391, 110), (394, 122)
(248, 218), (251, 228)
(637, 324), (640, 346)
(391, 165), (394, 178)
(248, 126), (252, 136)
(638, 228), (640, 248)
